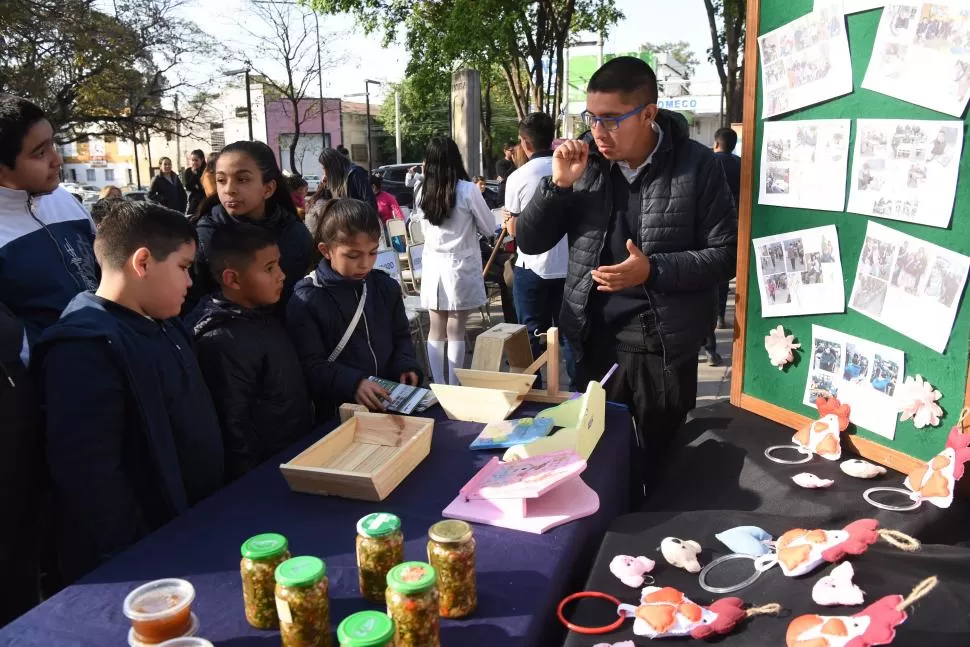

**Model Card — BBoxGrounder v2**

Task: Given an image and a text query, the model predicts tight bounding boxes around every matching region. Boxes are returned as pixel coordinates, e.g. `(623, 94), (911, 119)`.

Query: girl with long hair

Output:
(413, 136), (495, 385)
(188, 141), (312, 314)
(311, 147), (377, 209)
(148, 156), (187, 212)
(181, 149), (207, 215)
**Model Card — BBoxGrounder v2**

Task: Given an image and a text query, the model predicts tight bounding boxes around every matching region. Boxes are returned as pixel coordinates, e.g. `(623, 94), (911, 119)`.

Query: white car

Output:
(302, 174), (321, 192)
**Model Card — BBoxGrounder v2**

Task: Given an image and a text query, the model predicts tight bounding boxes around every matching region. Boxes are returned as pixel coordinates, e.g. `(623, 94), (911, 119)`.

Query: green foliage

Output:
(703, 0), (746, 125)
(641, 41), (701, 78)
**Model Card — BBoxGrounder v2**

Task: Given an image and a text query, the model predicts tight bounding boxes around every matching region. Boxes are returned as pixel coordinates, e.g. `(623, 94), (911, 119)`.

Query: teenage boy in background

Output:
(187, 224), (312, 481)
(36, 201), (224, 582)
(503, 112), (574, 389)
(516, 57), (738, 487)
(0, 95), (99, 362)
(495, 142), (517, 204)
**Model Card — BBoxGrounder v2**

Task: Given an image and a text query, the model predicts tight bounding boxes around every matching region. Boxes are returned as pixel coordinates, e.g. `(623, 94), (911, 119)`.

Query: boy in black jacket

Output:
(187, 224), (312, 480)
(36, 202), (225, 583)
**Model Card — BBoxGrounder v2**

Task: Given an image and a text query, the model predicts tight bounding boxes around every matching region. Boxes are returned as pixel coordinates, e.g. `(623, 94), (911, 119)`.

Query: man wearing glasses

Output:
(516, 57), (738, 490)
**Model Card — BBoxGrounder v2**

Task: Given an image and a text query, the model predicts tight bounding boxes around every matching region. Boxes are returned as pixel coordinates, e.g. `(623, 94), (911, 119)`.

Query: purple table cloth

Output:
(0, 403), (634, 646)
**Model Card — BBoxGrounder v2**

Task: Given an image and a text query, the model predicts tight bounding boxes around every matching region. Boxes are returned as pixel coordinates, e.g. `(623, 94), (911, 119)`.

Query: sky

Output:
(160, 0), (722, 103)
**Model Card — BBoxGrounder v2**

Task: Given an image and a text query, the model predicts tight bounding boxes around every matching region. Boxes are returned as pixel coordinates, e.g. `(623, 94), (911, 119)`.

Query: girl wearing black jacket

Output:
(181, 149), (207, 216)
(148, 157), (187, 213)
(188, 141), (313, 315)
(311, 147), (377, 210)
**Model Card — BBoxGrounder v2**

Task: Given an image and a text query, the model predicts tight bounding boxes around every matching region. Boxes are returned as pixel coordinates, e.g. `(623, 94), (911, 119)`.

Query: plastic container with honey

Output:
(123, 578), (197, 645)
(157, 639), (214, 647)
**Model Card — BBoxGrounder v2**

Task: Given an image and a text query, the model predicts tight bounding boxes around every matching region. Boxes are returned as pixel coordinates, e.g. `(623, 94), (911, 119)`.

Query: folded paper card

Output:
(469, 417), (555, 450)
(442, 449), (599, 534)
(503, 381), (605, 461)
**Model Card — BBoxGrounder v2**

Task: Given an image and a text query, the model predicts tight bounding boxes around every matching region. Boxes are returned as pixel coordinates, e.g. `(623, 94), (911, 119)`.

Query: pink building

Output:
(264, 98), (343, 176)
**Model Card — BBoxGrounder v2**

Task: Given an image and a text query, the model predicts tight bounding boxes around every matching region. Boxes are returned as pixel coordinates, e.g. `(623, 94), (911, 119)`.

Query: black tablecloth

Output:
(644, 401), (970, 545)
(0, 403), (635, 647)
(562, 510), (970, 647)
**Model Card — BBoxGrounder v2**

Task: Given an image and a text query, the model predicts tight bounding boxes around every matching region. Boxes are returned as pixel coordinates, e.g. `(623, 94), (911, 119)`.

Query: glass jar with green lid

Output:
(427, 520), (476, 618)
(275, 556), (331, 647)
(240, 533), (291, 629)
(385, 562), (439, 647)
(356, 513), (404, 603)
(337, 611), (394, 647)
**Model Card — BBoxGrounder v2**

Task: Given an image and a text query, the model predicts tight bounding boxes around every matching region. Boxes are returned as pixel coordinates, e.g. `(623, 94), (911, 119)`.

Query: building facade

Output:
(265, 97), (343, 177)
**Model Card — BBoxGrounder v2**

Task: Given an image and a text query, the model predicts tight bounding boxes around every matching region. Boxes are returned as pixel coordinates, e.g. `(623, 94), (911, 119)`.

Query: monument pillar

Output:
(451, 69), (482, 177)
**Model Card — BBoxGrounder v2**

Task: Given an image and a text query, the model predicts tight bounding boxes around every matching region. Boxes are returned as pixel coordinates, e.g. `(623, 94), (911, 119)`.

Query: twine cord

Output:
(745, 603), (782, 618)
(895, 576), (938, 612)
(878, 529), (921, 552)
(959, 407), (969, 432)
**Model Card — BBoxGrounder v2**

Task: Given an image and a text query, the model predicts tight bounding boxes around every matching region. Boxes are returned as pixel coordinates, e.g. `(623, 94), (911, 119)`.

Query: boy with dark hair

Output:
(517, 56), (738, 487)
(90, 196), (124, 226)
(0, 94), (99, 362)
(35, 201), (224, 582)
(495, 142), (517, 203)
(186, 224), (312, 481)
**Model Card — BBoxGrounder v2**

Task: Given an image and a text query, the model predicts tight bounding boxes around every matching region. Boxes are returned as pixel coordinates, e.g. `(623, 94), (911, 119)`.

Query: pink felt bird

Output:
(787, 595), (908, 647)
(609, 555), (656, 588)
(903, 418), (970, 508)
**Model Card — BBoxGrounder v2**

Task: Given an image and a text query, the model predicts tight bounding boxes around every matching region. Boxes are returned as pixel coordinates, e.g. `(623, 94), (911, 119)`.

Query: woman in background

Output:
(311, 147), (377, 210)
(98, 185), (122, 200)
(181, 149), (207, 215)
(147, 156), (187, 212)
(201, 152), (219, 198)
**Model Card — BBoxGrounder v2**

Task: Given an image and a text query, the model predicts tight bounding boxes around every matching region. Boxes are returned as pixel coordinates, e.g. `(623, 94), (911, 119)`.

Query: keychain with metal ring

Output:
(698, 553), (765, 594)
(863, 487), (923, 512)
(557, 591), (626, 635)
(764, 444), (814, 464)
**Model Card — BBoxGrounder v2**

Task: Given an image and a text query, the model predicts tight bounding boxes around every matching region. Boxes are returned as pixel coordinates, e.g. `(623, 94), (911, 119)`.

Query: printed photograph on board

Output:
(752, 225), (845, 318)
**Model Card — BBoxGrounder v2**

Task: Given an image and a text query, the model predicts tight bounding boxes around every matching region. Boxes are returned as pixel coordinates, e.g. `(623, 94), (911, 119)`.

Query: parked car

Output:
(373, 163), (421, 208)
(123, 190), (148, 202)
(302, 174), (321, 193)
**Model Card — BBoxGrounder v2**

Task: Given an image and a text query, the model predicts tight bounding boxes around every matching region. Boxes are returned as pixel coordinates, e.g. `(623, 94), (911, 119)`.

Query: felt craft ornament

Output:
(894, 375), (943, 429)
(765, 325), (801, 370)
(765, 397), (851, 465)
(865, 409), (970, 511)
(557, 586), (781, 639)
(609, 555), (657, 588)
(792, 473), (835, 488)
(841, 459), (887, 479)
(787, 576), (938, 647)
(660, 537), (703, 573)
(812, 562), (865, 607)
(754, 519), (920, 578)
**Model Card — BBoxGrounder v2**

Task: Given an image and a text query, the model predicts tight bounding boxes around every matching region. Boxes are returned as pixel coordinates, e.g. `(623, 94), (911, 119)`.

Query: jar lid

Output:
(387, 562), (437, 594)
(241, 533), (288, 560)
(428, 520), (473, 544)
(275, 556), (326, 588)
(357, 513), (402, 538)
(337, 611), (395, 646)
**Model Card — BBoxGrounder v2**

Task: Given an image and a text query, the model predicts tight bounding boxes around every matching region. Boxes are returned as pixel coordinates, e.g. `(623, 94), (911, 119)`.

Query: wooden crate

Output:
(470, 323), (534, 373)
(430, 384), (522, 423)
(279, 411), (434, 501)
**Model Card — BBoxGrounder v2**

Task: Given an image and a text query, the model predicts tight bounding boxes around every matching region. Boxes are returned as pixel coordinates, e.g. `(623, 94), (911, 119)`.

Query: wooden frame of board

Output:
(729, 0), (970, 475)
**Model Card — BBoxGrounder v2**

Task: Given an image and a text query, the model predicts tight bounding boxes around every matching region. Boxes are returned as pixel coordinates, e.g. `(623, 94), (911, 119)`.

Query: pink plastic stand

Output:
(442, 450), (601, 534)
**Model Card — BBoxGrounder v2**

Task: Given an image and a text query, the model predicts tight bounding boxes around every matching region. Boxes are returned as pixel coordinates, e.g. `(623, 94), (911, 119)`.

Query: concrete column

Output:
(451, 69), (482, 177)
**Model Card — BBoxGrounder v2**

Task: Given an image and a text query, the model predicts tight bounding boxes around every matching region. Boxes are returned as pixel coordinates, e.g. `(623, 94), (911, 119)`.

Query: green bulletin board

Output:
(732, 1), (970, 467)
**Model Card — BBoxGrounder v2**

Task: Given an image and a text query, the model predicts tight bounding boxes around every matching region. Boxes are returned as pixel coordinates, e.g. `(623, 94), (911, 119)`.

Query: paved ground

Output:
(453, 280), (736, 410)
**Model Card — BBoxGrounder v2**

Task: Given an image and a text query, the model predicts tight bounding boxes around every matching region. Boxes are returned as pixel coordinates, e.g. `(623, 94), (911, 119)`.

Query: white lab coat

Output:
(413, 180), (494, 311)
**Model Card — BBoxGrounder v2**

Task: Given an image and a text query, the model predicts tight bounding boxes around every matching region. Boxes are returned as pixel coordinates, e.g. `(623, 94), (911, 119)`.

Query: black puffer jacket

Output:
(187, 295), (313, 480)
(517, 110), (738, 365)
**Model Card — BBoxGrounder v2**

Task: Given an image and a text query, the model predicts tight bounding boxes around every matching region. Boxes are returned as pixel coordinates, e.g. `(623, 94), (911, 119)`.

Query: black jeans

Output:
(578, 320), (697, 498)
(703, 282), (730, 355)
(512, 266), (576, 389)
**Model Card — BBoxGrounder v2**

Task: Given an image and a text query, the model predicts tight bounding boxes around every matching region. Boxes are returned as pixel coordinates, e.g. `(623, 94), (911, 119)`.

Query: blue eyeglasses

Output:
(580, 104), (648, 132)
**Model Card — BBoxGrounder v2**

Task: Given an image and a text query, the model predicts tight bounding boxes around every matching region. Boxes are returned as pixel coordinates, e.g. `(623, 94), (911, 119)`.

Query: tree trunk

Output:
(289, 97), (301, 173)
(481, 70), (495, 177)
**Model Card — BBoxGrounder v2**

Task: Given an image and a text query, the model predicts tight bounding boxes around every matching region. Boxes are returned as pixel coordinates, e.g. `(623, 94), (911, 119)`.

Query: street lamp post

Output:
(224, 68), (254, 141)
(364, 79), (381, 170)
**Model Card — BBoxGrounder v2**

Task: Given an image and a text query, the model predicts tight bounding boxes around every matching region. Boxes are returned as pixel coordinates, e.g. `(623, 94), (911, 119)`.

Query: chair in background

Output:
(387, 218), (408, 254)
(407, 218), (425, 244)
(373, 248), (429, 376)
(401, 242), (424, 296)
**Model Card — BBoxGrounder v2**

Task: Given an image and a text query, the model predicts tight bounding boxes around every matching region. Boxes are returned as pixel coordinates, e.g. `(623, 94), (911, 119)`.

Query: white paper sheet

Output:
(863, 3), (970, 117)
(815, 1), (885, 13)
(847, 119), (963, 229)
(758, 5), (854, 119)
(803, 324), (905, 439)
(752, 225), (845, 317)
(848, 221), (970, 353)
(759, 120), (851, 211)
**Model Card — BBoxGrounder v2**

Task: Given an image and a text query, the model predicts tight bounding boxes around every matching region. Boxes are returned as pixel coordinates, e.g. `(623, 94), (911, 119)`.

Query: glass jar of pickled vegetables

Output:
(337, 610), (394, 647)
(240, 533), (291, 629)
(427, 520), (477, 618)
(356, 513), (404, 603)
(275, 556), (331, 647)
(385, 562), (439, 647)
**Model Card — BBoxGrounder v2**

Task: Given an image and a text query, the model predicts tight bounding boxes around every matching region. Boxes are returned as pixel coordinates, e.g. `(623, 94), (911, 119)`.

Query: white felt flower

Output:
(764, 325), (801, 370)
(895, 375), (943, 429)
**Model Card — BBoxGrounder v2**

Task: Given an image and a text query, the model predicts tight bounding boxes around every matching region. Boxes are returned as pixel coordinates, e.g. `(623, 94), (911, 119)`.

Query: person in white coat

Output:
(412, 136), (495, 385)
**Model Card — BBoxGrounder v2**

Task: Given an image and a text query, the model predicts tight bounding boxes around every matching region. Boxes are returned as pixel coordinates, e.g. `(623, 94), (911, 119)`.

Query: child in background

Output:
(370, 173), (405, 224)
(187, 224), (312, 481)
(36, 201), (224, 583)
(286, 173), (309, 220)
(288, 198), (422, 419)
(190, 141), (312, 314)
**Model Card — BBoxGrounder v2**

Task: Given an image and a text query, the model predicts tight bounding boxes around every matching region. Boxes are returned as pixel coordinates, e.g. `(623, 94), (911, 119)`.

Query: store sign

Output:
(656, 95), (722, 114)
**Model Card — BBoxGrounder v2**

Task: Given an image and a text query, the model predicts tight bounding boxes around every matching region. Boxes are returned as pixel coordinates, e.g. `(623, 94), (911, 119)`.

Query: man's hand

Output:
(400, 371), (419, 386)
(502, 208), (517, 237)
(552, 140), (589, 189)
(591, 240), (651, 292)
(355, 380), (390, 411)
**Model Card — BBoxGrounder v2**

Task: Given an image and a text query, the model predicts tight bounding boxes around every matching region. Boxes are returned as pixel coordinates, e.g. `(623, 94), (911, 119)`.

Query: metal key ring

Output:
(764, 444), (814, 464)
(698, 553), (765, 594)
(557, 591), (626, 635)
(863, 486), (922, 512)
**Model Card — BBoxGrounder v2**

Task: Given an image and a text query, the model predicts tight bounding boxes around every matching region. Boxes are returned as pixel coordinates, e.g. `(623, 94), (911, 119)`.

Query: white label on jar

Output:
(275, 597), (293, 625)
